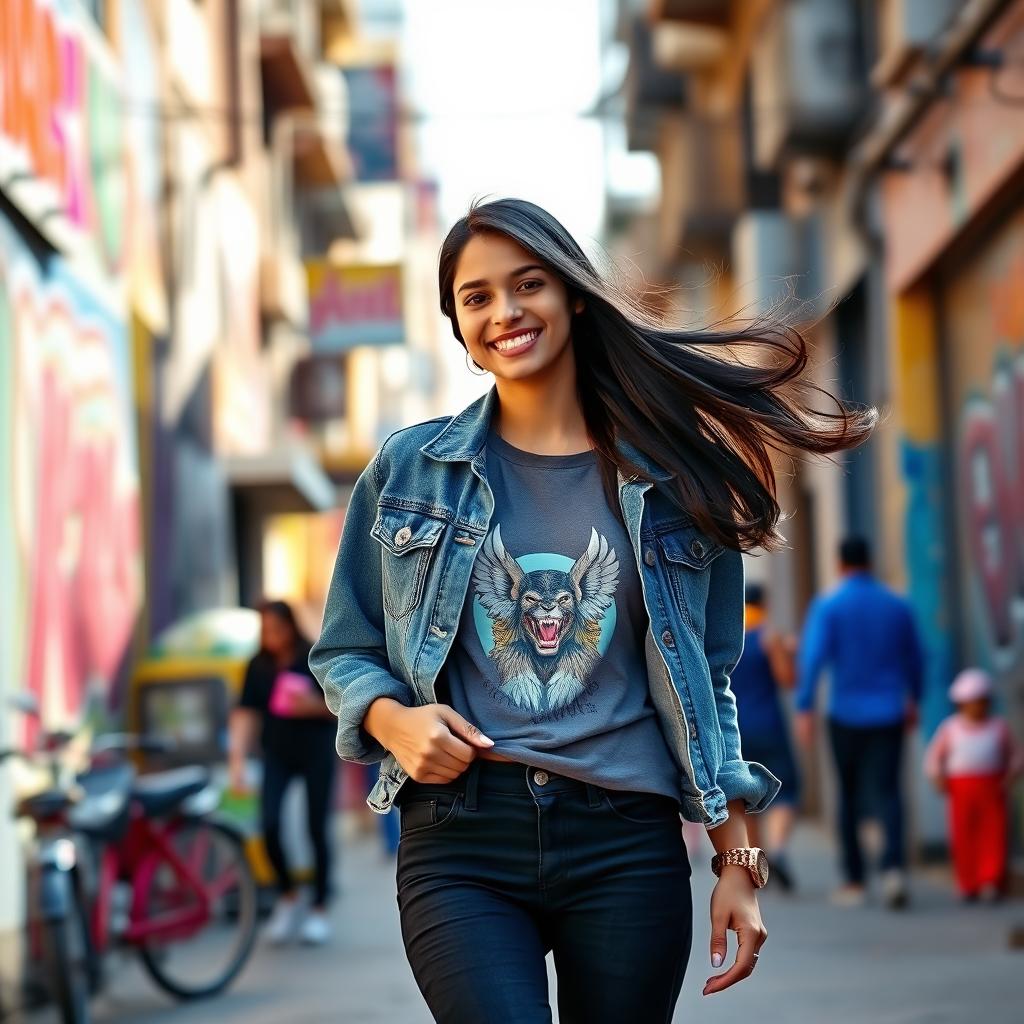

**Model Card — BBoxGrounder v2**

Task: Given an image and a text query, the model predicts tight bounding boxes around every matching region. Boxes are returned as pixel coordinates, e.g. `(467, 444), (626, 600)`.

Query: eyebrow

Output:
(456, 264), (546, 295)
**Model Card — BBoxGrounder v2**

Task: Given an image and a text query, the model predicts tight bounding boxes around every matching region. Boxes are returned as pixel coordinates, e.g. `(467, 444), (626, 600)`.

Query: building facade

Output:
(623, 0), (1024, 856)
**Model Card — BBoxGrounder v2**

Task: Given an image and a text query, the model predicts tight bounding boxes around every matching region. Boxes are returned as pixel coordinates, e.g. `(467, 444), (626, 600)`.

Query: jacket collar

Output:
(420, 385), (672, 483)
(420, 389), (497, 463)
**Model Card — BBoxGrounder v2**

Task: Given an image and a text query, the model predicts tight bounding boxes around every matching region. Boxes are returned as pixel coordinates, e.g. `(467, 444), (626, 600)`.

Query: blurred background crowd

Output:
(2, 0), (1024, 1020)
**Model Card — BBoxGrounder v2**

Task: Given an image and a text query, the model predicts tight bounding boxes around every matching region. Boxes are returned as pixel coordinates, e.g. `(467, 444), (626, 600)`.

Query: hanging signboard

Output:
(307, 261), (404, 351)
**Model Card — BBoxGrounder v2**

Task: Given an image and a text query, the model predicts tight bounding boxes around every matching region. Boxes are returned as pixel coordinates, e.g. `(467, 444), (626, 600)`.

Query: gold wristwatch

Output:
(710, 847), (769, 888)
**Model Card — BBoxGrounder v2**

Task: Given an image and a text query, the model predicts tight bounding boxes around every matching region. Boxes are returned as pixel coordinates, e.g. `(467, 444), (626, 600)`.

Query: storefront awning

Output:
(224, 446), (337, 514)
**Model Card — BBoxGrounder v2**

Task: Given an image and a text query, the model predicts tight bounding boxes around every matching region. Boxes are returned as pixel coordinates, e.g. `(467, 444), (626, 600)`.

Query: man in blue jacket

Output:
(796, 537), (924, 909)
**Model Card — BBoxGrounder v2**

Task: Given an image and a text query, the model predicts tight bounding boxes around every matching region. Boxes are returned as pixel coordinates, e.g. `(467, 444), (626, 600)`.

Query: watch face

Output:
(755, 849), (770, 887)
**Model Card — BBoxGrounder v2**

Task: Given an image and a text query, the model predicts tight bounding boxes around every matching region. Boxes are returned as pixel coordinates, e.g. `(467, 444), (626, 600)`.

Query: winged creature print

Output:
(471, 525), (620, 714)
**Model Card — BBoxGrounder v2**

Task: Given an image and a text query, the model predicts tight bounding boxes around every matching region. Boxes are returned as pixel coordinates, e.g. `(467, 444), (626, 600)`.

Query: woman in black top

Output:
(229, 600), (337, 945)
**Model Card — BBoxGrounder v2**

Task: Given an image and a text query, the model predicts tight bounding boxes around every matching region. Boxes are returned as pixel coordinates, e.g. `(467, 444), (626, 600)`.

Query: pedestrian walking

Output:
(795, 537), (924, 909)
(228, 599), (338, 945)
(733, 583), (800, 891)
(310, 198), (874, 1022)
(924, 668), (1023, 902)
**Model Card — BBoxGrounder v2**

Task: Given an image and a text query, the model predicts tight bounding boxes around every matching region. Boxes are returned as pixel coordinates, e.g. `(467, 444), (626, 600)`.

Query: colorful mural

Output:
(943, 208), (1024, 680)
(0, 213), (141, 745)
(891, 291), (956, 739)
(0, 0), (126, 271)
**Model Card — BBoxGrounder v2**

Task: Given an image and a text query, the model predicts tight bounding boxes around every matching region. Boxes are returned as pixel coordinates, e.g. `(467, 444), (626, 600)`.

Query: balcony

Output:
(750, 0), (869, 168)
(649, 0), (731, 26)
(259, 0), (319, 114)
(660, 115), (744, 261)
(652, 21), (729, 73)
(290, 65), (352, 188)
(624, 16), (686, 151)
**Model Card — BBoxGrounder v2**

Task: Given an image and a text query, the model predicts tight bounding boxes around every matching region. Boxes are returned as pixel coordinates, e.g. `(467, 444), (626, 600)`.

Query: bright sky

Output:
(401, 0), (610, 252)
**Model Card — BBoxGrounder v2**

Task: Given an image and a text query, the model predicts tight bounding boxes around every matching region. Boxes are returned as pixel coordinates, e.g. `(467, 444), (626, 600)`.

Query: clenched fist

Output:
(364, 699), (494, 783)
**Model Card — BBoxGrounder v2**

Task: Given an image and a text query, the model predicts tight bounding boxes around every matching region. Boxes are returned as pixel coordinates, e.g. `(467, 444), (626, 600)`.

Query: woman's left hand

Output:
(702, 866), (767, 996)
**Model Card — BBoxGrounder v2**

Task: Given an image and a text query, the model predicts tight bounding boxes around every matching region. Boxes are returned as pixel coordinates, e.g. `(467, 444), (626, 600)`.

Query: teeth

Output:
(495, 330), (538, 353)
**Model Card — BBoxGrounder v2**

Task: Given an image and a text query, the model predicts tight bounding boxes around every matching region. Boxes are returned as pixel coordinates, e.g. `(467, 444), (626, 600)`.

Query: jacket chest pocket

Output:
(657, 526), (723, 632)
(371, 506), (446, 620)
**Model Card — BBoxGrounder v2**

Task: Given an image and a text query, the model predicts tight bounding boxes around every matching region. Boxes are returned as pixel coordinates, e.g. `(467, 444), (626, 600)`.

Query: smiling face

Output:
(452, 232), (582, 382)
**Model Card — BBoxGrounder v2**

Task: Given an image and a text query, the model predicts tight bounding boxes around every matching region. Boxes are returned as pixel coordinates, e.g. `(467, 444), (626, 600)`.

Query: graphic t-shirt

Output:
(439, 430), (680, 799)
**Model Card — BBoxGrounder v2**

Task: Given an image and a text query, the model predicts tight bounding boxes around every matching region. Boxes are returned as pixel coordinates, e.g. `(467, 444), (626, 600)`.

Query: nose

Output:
(493, 293), (522, 325)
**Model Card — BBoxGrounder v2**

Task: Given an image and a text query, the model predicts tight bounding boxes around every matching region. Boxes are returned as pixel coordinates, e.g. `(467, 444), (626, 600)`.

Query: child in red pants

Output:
(924, 669), (1022, 901)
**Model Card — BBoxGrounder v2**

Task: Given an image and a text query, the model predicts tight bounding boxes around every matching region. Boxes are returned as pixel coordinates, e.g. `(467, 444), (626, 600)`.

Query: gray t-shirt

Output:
(440, 430), (680, 799)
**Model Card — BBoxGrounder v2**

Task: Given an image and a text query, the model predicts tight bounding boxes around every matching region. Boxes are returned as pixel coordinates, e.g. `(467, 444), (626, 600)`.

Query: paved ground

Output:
(19, 817), (1024, 1023)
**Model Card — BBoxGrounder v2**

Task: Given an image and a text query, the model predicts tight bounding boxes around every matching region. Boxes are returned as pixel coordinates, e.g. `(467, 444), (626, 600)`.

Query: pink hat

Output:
(949, 669), (992, 704)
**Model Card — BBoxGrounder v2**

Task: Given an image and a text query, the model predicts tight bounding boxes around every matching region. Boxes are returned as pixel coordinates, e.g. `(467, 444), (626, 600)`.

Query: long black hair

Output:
(258, 599), (312, 656)
(438, 198), (876, 552)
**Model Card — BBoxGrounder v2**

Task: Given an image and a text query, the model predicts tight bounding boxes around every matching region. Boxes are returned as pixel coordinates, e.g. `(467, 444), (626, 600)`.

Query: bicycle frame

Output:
(90, 809), (241, 952)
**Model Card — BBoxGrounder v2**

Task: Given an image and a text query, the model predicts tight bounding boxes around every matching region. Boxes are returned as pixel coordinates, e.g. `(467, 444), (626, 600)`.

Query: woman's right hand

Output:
(364, 699), (494, 783)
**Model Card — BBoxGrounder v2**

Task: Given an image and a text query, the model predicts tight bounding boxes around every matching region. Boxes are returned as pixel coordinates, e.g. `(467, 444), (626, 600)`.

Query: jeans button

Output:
(533, 770), (549, 786)
(394, 526), (412, 548)
(643, 547), (656, 567)
(661, 629), (675, 649)
(690, 538), (705, 559)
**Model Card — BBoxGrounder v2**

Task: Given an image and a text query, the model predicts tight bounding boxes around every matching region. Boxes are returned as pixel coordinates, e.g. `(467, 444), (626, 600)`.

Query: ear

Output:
(573, 297), (585, 315)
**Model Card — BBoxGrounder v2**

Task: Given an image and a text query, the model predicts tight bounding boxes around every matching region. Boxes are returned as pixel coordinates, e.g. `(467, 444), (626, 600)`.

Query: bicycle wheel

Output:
(137, 817), (258, 1000)
(40, 873), (92, 1023)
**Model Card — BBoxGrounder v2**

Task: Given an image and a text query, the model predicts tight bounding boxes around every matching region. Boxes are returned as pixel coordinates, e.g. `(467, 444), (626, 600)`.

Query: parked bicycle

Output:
(3, 694), (259, 1023)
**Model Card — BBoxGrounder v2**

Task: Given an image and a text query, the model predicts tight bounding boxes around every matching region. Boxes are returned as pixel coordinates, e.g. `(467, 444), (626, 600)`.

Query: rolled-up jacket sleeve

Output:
(309, 456), (414, 763)
(704, 547), (781, 816)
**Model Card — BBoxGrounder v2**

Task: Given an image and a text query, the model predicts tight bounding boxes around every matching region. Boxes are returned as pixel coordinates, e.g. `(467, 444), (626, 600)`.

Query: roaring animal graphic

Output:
(472, 525), (619, 713)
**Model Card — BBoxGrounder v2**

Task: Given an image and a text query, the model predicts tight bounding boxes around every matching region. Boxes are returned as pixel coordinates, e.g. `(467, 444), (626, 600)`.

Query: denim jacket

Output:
(309, 389), (780, 827)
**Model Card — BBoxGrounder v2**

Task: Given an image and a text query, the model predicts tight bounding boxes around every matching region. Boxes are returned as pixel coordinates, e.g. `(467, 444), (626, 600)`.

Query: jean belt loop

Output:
(586, 783), (603, 809)
(463, 760), (480, 812)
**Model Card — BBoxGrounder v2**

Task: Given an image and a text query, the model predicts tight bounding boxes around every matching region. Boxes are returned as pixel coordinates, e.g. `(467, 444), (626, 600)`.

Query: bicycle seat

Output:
(70, 763), (135, 840)
(132, 767), (211, 817)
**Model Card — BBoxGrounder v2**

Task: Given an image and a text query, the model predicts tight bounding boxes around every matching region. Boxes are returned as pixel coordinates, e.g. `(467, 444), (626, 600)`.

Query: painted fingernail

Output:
(712, 953), (723, 968)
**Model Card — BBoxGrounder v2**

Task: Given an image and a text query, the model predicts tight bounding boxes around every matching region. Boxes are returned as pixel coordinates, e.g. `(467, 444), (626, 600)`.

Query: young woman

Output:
(230, 600), (337, 945)
(310, 198), (874, 1021)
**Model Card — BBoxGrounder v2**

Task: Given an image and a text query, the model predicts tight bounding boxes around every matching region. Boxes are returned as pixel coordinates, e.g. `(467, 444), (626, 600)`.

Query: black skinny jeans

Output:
(828, 719), (906, 885)
(260, 741), (336, 907)
(396, 760), (693, 1024)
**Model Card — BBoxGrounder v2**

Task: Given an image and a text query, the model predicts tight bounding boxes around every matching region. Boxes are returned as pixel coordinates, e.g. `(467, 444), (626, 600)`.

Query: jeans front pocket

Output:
(398, 790), (463, 838)
(601, 789), (681, 826)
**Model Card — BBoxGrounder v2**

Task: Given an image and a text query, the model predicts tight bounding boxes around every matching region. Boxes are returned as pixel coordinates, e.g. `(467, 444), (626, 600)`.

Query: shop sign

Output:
(307, 261), (404, 351)
(0, 0), (125, 272)
(341, 64), (399, 182)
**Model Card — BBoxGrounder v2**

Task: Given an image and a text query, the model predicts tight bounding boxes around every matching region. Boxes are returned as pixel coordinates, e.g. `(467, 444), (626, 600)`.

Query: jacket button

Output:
(644, 548), (656, 567)
(690, 539), (705, 558)
(661, 629), (675, 648)
(394, 526), (412, 547)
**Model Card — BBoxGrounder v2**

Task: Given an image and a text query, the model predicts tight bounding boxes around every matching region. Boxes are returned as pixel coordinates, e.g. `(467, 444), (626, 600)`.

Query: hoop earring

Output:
(465, 351), (488, 377)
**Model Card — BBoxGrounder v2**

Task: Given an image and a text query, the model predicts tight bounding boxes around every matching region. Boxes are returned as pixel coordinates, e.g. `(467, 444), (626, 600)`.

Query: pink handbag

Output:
(268, 670), (314, 717)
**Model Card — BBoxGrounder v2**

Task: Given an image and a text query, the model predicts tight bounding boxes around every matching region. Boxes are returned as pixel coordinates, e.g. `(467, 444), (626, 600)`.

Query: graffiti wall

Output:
(943, 205), (1024, 693)
(0, 213), (141, 744)
(0, 0), (126, 272)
